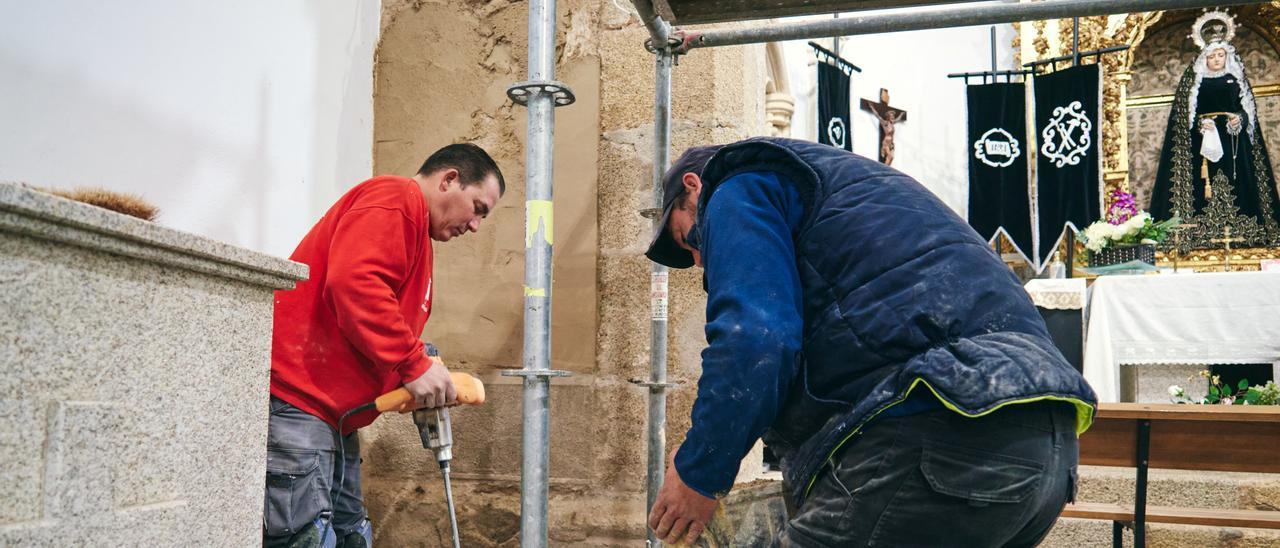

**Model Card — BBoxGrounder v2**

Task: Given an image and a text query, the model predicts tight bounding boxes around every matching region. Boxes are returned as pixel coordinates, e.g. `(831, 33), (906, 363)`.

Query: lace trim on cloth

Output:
(1024, 279), (1087, 309)
(1113, 340), (1280, 366)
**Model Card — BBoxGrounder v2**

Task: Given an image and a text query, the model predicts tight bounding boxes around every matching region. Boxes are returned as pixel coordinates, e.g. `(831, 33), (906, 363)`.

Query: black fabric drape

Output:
(1150, 69), (1280, 248)
(818, 62), (852, 151)
(1034, 64), (1101, 266)
(967, 82), (1032, 260)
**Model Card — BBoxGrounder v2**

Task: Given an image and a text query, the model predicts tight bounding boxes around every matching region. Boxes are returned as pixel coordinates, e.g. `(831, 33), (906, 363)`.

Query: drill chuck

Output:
(413, 407), (453, 463)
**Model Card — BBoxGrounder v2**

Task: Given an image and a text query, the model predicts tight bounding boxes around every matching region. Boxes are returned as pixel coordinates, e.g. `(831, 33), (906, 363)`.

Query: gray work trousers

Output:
(263, 397), (370, 548)
(776, 400), (1079, 547)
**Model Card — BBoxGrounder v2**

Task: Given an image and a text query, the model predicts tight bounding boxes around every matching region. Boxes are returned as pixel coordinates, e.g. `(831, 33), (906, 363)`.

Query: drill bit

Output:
(414, 406), (461, 548)
(442, 460), (460, 548)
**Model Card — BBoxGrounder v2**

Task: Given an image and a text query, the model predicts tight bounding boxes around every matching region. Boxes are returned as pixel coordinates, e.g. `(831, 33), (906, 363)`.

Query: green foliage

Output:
(1168, 371), (1280, 406)
(1143, 215), (1181, 243)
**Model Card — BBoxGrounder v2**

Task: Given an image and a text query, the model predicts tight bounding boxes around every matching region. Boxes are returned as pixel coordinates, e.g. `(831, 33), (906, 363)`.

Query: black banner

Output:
(967, 82), (1032, 262)
(818, 61), (851, 151)
(1033, 64), (1102, 267)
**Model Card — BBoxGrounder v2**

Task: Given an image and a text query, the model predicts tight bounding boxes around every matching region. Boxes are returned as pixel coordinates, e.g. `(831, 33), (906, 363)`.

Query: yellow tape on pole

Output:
(524, 286), (547, 297)
(526, 200), (554, 248)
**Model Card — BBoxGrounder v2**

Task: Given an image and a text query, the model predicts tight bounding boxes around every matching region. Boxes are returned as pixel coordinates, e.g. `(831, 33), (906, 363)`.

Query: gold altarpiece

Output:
(1014, 4), (1280, 272)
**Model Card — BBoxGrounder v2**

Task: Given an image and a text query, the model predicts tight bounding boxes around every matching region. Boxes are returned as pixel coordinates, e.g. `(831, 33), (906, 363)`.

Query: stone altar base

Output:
(0, 182), (306, 545)
(1121, 364), (1208, 403)
(1121, 363), (1280, 403)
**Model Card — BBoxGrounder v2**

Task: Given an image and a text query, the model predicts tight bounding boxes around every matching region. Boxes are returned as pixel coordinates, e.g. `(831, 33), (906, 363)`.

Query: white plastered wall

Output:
(0, 0), (379, 258)
(783, 22), (1019, 217)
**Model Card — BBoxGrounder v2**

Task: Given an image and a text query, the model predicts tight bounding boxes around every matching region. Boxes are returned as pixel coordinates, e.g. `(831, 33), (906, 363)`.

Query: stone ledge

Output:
(1044, 516), (1280, 547)
(1078, 465), (1280, 511)
(0, 182), (307, 289)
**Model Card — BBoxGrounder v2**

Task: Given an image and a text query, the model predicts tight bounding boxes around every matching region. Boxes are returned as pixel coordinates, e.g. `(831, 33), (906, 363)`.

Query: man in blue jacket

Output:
(644, 138), (1096, 547)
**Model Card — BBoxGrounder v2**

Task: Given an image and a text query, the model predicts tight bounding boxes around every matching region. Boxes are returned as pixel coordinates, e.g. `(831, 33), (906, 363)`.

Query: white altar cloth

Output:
(1083, 271), (1280, 402)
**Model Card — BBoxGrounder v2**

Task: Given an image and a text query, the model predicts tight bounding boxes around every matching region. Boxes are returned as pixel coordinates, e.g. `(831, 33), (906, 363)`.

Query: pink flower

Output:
(1106, 189), (1139, 225)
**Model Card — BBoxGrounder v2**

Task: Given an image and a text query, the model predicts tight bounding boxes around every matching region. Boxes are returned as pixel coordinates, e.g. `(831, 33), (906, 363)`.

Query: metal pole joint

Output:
(501, 369), (573, 379)
(508, 81), (577, 107)
(644, 32), (687, 55)
(629, 378), (679, 389)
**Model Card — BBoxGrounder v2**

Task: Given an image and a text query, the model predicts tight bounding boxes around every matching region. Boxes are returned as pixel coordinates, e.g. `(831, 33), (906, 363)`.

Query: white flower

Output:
(1119, 214), (1147, 238)
(1168, 385), (1183, 397)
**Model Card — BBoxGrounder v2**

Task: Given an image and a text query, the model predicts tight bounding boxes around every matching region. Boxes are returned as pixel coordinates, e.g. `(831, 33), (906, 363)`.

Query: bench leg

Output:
(1112, 521), (1124, 548)
(1134, 419), (1150, 548)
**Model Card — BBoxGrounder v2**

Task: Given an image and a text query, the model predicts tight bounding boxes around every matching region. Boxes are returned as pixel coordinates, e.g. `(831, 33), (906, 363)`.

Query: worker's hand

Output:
(648, 447), (718, 546)
(404, 356), (456, 409)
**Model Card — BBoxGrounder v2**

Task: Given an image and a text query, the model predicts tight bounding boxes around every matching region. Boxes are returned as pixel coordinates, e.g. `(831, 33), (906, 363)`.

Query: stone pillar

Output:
(0, 182), (306, 545)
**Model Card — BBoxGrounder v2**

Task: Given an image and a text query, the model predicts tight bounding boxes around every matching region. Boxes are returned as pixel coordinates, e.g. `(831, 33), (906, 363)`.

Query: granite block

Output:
(0, 182), (302, 545)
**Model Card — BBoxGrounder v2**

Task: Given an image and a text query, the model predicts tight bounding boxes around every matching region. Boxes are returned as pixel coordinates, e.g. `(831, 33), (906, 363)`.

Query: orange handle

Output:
(374, 372), (486, 413)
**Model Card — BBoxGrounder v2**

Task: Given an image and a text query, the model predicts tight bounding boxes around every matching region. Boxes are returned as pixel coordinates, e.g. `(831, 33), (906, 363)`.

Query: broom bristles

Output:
(44, 187), (159, 221)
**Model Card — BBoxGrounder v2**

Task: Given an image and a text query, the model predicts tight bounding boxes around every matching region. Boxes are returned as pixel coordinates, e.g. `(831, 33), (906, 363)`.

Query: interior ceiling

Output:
(656, 0), (978, 25)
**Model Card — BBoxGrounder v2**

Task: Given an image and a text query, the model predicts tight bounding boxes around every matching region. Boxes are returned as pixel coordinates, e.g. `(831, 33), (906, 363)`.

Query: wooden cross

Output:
(1170, 220), (1197, 273)
(1211, 226), (1245, 270)
(860, 88), (907, 166)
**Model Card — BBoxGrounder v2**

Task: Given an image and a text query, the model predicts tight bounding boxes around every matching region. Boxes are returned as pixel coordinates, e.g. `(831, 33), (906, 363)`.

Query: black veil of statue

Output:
(1149, 12), (1280, 250)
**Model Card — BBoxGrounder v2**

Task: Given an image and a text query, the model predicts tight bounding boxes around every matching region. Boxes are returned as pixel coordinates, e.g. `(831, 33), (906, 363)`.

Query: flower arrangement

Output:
(1168, 369), (1280, 405)
(1078, 190), (1181, 254)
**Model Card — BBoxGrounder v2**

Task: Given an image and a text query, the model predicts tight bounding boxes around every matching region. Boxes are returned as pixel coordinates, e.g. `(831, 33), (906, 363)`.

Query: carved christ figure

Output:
(861, 88), (908, 165)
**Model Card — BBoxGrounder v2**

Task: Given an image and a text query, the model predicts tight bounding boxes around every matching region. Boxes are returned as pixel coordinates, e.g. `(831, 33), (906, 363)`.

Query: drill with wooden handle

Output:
(374, 370), (486, 412)
(331, 345), (483, 548)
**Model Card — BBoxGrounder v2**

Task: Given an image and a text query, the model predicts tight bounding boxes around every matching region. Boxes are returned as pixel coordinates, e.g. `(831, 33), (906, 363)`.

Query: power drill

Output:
(349, 344), (483, 548)
(414, 344), (461, 548)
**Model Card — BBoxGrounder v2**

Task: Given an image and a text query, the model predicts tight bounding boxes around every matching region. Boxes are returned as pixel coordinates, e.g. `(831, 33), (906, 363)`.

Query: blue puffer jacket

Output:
(696, 137), (1097, 507)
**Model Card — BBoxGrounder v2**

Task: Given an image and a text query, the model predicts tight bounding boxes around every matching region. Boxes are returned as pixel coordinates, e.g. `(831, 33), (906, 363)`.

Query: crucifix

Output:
(860, 88), (908, 165)
(1211, 226), (1245, 270)
(1169, 219), (1198, 273)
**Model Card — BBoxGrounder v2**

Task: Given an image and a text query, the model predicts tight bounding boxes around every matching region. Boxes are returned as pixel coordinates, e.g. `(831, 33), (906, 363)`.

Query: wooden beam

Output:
(1064, 503), (1280, 530)
(1097, 402), (1280, 423)
(1080, 405), (1280, 474)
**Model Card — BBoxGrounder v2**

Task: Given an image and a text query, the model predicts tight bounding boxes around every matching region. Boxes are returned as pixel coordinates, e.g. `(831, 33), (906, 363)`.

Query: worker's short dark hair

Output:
(418, 143), (506, 196)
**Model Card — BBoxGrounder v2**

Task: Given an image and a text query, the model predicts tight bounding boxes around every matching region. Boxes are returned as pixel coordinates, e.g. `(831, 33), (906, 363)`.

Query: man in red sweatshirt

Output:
(264, 143), (505, 548)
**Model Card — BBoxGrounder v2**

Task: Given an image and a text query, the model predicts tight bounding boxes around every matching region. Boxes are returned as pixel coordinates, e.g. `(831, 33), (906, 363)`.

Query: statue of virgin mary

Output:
(1149, 10), (1280, 249)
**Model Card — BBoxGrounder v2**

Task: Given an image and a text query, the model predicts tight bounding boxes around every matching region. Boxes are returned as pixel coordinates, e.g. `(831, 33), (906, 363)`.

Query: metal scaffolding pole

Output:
(643, 47), (675, 548)
(503, 0), (574, 544)
(633, 0), (671, 47)
(679, 0), (1254, 50)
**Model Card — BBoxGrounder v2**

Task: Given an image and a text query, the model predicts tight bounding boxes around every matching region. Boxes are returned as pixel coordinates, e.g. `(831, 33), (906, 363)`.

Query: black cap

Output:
(645, 145), (723, 268)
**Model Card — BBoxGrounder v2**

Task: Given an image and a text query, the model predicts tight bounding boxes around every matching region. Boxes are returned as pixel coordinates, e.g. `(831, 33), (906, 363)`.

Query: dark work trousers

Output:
(775, 401), (1079, 547)
(263, 397), (371, 548)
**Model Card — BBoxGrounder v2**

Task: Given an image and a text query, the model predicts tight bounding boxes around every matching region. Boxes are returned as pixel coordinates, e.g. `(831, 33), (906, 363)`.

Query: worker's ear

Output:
(439, 168), (460, 191)
(682, 172), (702, 194)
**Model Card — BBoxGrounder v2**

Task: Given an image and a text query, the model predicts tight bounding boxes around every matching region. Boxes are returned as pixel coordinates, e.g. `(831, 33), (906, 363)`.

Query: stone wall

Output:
(364, 1), (765, 545)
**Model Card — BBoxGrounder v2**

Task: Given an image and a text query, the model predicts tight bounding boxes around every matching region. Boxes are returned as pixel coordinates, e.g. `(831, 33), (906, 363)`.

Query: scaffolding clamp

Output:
(629, 378), (678, 389)
(502, 369), (573, 379)
(506, 80), (576, 107)
(646, 29), (699, 57)
(644, 30), (695, 65)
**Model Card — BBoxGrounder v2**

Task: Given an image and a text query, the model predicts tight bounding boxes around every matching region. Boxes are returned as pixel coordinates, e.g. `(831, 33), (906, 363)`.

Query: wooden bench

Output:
(1061, 403), (1280, 547)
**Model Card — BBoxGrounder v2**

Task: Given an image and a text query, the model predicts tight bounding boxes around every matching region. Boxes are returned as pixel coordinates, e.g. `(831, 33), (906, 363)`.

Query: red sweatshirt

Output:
(270, 175), (435, 434)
